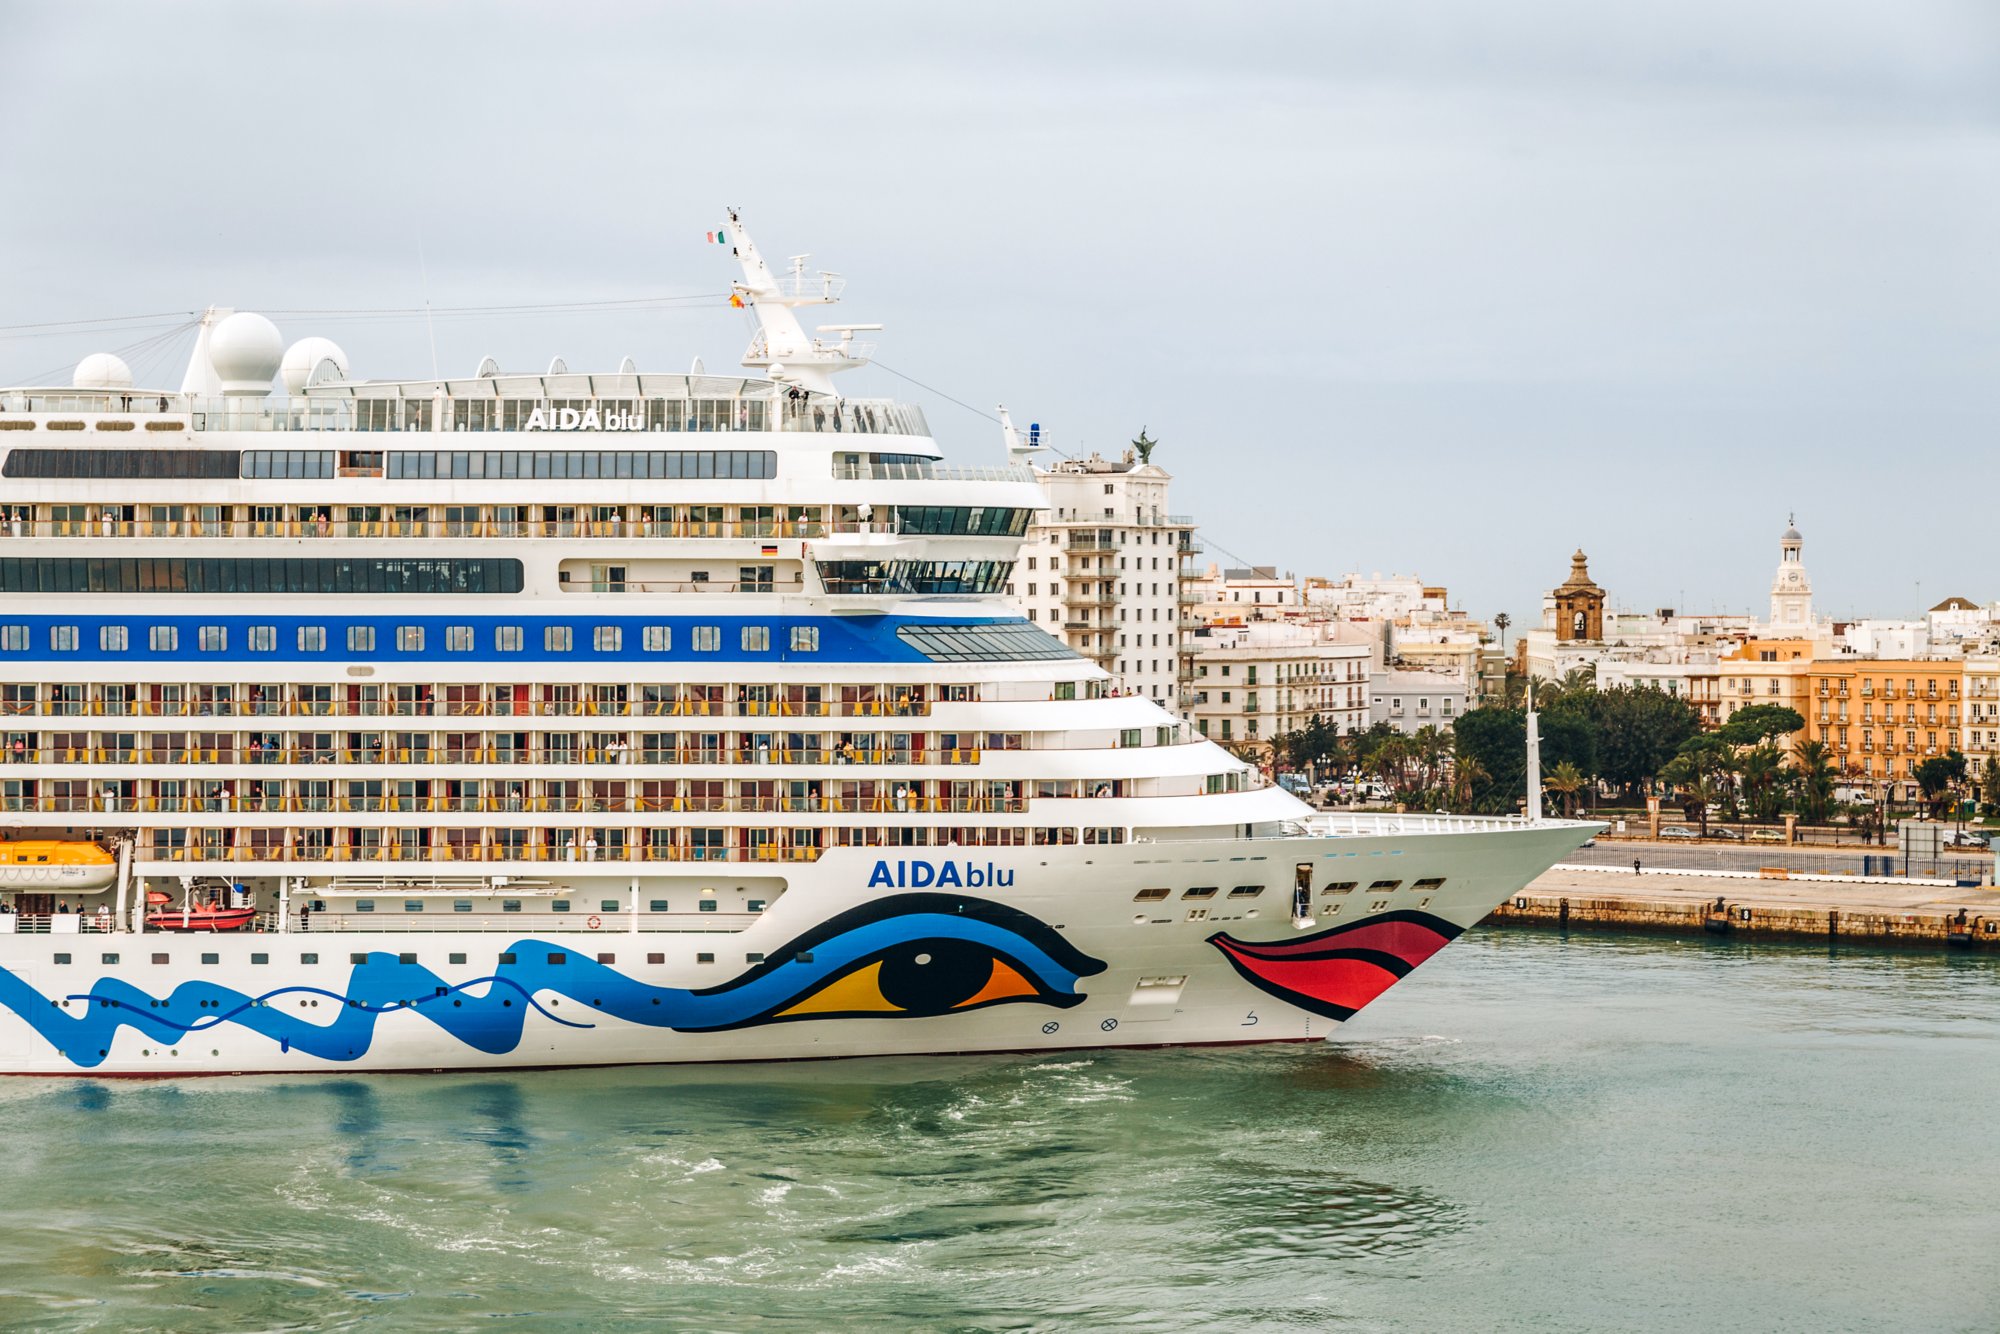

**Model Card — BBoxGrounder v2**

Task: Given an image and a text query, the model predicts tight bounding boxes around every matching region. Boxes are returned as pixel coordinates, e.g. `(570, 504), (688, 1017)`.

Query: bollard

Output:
(1558, 897), (1569, 928)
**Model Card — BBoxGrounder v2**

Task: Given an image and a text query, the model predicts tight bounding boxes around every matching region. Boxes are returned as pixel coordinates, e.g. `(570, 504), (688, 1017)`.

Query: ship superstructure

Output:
(0, 214), (1593, 1073)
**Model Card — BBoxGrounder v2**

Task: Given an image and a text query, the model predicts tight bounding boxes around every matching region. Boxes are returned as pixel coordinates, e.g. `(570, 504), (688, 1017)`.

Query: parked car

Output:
(1747, 829), (1785, 844)
(1945, 832), (1991, 849)
(1709, 828), (1744, 841)
(1659, 827), (1698, 840)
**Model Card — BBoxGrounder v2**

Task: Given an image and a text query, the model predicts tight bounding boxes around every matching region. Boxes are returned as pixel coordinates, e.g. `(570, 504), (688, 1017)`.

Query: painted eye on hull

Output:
(680, 893), (1106, 1031)
(778, 937), (1051, 1019)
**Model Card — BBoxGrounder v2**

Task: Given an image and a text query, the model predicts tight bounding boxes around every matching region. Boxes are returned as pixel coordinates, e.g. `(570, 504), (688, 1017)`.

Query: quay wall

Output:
(1485, 866), (2000, 950)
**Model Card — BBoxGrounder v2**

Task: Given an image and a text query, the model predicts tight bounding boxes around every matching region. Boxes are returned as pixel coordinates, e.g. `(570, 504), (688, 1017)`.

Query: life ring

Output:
(586, 914), (602, 930)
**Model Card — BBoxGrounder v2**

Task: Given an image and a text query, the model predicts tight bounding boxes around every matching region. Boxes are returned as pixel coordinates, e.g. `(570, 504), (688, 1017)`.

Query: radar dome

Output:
(73, 353), (133, 391)
(280, 337), (350, 394)
(209, 311), (283, 396)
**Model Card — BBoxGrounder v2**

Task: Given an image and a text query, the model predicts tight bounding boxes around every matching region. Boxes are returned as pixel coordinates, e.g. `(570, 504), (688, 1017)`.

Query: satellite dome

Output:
(280, 337), (350, 395)
(72, 352), (133, 391)
(208, 311), (284, 395)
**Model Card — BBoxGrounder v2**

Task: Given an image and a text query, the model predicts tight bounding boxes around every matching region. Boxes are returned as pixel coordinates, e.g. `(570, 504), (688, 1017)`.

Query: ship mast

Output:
(722, 209), (877, 396)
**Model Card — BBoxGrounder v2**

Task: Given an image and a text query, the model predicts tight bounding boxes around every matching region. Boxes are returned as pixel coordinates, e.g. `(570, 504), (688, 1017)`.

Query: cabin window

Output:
(398, 953), (417, 965)
(347, 625), (375, 653)
(149, 625), (178, 652)
(201, 953), (219, 965)
(300, 953), (318, 964)
(355, 900), (374, 912)
(450, 953), (467, 964)
(50, 625), (77, 652)
(790, 625), (819, 652)
(696, 952), (715, 964)
(1133, 887), (1170, 902)
(648, 952), (666, 964)
(453, 900), (471, 913)
(1414, 877), (1446, 891)
(101, 953), (119, 964)
(403, 900), (423, 913)
(247, 625), (276, 652)
(692, 626), (721, 652)
(741, 626), (770, 652)
(642, 625), (670, 652)
(1321, 880), (1357, 897)
(396, 626), (424, 652)
(599, 900), (619, 913)
(1228, 885), (1264, 898)
(545, 626), (573, 652)
(649, 899), (669, 912)
(496, 625), (523, 652)
(250, 953), (268, 965)
(546, 953), (566, 965)
(1369, 879), (1402, 892)
(594, 626), (622, 652)
(745, 952), (765, 964)
(100, 625), (129, 652)
(1183, 886), (1218, 899)
(551, 900), (571, 913)
(502, 900), (521, 913)
(152, 954), (169, 965)
(197, 625), (227, 652)
(298, 625), (326, 652)
(446, 625), (474, 652)
(498, 952), (517, 964)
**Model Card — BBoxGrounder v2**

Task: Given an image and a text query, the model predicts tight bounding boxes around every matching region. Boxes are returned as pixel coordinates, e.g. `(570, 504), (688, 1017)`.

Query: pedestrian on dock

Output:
(1633, 858), (1641, 875)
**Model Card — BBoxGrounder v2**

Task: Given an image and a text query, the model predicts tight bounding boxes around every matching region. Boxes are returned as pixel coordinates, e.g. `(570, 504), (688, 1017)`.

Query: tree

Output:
(1735, 743), (1788, 824)
(1914, 750), (1967, 820)
(1660, 734), (1731, 835)
(1453, 706), (1526, 814)
(1543, 761), (1587, 817)
(1591, 685), (1702, 799)
(1717, 703), (1805, 747)
(1981, 756), (2000, 816)
(1793, 739), (1836, 824)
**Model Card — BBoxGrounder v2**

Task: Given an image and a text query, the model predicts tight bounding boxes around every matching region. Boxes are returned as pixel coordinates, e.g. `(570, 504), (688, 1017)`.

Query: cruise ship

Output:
(0, 214), (1592, 1074)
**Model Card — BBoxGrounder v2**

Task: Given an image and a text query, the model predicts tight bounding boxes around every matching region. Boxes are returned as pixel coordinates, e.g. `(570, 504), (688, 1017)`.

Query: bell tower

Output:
(1770, 516), (1813, 630)
(1553, 550), (1605, 643)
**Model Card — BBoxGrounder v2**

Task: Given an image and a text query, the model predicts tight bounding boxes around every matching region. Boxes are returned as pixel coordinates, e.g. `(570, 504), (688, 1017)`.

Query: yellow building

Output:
(1802, 658), (1965, 800)
(1714, 639), (1815, 735)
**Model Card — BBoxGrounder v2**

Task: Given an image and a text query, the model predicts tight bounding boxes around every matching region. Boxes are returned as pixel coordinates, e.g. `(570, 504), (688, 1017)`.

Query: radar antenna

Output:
(721, 209), (875, 395)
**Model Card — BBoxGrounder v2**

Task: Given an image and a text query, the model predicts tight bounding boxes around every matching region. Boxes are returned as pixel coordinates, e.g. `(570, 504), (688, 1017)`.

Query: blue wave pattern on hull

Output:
(0, 895), (1107, 1068)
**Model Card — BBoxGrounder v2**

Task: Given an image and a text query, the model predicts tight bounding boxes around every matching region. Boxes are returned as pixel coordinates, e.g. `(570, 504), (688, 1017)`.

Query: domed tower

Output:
(1770, 515), (1813, 630)
(1553, 550), (1605, 643)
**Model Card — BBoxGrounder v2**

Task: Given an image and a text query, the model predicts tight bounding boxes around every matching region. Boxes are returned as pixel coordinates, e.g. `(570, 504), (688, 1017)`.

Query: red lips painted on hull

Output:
(1207, 911), (1463, 1021)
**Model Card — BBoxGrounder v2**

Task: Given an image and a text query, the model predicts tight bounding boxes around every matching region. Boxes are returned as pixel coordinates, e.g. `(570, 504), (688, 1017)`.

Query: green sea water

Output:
(1, 929), (1994, 1332)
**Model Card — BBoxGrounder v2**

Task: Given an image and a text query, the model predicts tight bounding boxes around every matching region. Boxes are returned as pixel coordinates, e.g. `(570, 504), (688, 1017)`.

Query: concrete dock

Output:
(1488, 866), (2000, 949)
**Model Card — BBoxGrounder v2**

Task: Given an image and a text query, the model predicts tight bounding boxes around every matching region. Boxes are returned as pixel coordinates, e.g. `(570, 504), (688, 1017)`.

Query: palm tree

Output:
(1793, 739), (1836, 824)
(1542, 761), (1586, 818)
(1737, 744), (1787, 825)
(1450, 753), (1488, 812)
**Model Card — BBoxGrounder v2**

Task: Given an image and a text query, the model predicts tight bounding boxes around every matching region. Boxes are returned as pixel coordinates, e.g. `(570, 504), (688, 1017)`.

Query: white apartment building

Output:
(1009, 450), (1197, 709)
(1370, 666), (1473, 734)
(1188, 621), (1372, 759)
(1183, 564), (1301, 625)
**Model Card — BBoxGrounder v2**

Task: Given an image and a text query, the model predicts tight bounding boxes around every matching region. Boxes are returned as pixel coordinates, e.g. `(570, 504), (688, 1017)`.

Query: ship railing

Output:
(0, 744), (1027, 774)
(0, 517), (853, 541)
(2, 913), (120, 934)
(1298, 812), (1575, 838)
(6, 697), (960, 722)
(829, 461), (1035, 483)
(297, 911), (763, 934)
(135, 845), (829, 866)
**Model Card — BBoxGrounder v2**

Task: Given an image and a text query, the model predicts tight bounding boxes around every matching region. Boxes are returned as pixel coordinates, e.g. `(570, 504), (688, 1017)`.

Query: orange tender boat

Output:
(145, 904), (257, 932)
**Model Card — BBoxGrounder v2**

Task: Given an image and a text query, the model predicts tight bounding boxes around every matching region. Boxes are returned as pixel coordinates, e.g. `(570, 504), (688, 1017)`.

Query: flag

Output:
(707, 230), (730, 244)
(729, 293), (745, 309)
(760, 544), (779, 556)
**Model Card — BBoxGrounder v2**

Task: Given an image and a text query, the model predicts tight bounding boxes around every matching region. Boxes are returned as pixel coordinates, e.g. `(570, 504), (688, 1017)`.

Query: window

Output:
(1133, 887), (1170, 902)
(396, 626), (424, 652)
(53, 953), (71, 965)
(301, 952), (319, 964)
(545, 626), (573, 652)
(1368, 879), (1402, 892)
(3, 448), (240, 479)
(593, 625), (622, 652)
(398, 952), (418, 964)
(1228, 885), (1264, 898)
(597, 953), (616, 964)
(697, 952), (715, 964)
(298, 625), (326, 652)
(498, 951), (517, 964)
(383, 448), (777, 480)
(648, 952), (666, 964)
(101, 953), (120, 965)
(355, 900), (375, 913)
(496, 625), (523, 652)
(0, 625), (25, 651)
(649, 899), (669, 912)
(642, 625), (670, 652)
(1413, 877), (1446, 891)
(741, 626), (770, 652)
(347, 625), (375, 653)
(149, 625), (178, 652)
(453, 900), (471, 913)
(502, 900), (521, 913)
(250, 952), (268, 965)
(0, 557), (523, 595)
(450, 951), (467, 963)
(896, 621), (1078, 663)
(599, 899), (620, 912)
(1182, 886), (1219, 899)
(247, 625), (276, 652)
(197, 625), (226, 652)
(546, 952), (567, 965)
(403, 900), (424, 913)
(447, 625), (474, 652)
(50, 624), (77, 652)
(100, 624), (128, 652)
(789, 625), (819, 652)
(692, 626), (721, 652)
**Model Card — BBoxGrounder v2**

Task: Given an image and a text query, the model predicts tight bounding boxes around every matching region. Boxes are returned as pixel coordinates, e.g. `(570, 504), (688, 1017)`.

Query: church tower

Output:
(1770, 516), (1813, 630)
(1553, 550), (1605, 643)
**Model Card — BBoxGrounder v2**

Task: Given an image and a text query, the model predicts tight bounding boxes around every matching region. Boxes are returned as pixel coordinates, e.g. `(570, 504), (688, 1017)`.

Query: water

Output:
(1, 931), (1994, 1333)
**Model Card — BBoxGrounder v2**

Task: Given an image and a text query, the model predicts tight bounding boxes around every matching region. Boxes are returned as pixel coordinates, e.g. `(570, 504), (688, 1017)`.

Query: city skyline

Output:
(3, 0), (1993, 624)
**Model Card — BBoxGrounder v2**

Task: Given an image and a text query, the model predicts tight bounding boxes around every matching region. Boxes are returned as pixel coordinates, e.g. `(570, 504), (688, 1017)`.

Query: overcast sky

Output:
(3, 1), (1995, 626)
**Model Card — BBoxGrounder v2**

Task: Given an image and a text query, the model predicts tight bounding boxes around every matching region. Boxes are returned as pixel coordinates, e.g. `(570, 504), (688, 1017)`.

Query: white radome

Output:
(72, 352), (134, 391)
(209, 311), (284, 394)
(281, 336), (350, 395)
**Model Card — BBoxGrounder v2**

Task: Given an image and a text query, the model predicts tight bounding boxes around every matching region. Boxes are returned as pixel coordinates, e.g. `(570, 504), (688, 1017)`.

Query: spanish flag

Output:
(729, 293), (746, 309)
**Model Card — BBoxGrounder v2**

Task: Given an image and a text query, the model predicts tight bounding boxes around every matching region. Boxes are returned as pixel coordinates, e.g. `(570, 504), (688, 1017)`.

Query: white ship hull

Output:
(0, 821), (1586, 1075)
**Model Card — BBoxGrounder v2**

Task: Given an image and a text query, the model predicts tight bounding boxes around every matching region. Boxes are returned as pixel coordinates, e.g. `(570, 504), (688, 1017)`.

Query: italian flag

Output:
(707, 230), (730, 244)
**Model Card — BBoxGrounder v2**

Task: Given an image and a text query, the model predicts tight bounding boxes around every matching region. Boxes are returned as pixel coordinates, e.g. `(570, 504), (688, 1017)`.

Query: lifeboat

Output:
(0, 841), (117, 891)
(145, 903), (257, 932)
